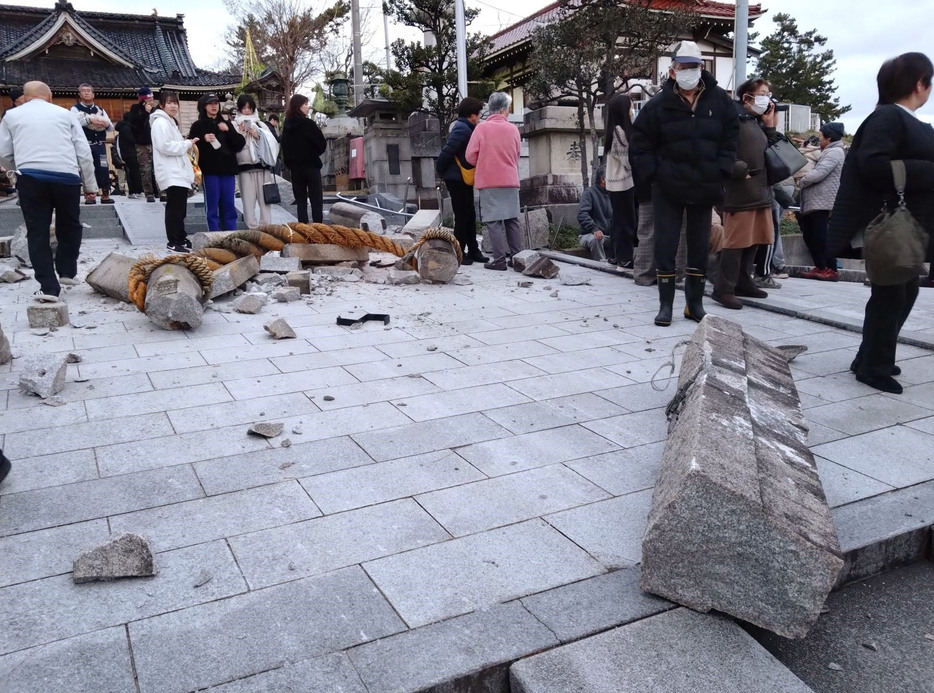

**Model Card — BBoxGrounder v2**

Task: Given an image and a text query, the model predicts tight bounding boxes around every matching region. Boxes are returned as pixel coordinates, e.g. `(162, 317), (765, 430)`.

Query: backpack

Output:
(111, 133), (125, 169)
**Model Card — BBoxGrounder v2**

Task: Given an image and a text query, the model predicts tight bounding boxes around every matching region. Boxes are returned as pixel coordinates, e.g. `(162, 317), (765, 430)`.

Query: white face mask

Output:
(749, 95), (771, 115)
(674, 68), (701, 91)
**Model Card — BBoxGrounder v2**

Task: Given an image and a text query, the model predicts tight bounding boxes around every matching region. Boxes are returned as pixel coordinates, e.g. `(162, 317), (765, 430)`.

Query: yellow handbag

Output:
(454, 156), (475, 186)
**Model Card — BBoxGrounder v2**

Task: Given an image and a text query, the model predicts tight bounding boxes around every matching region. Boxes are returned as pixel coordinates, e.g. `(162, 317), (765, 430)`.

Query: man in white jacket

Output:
(0, 81), (96, 300)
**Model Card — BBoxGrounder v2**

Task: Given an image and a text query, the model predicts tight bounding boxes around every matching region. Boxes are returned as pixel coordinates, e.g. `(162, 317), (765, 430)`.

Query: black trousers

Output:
(291, 165), (323, 223)
(164, 186), (189, 245)
(653, 188), (711, 274)
(609, 189), (637, 263)
(798, 209), (836, 270)
(124, 155), (143, 195)
(857, 278), (919, 377)
(17, 174), (82, 296)
(446, 178), (479, 253)
(89, 142), (110, 195)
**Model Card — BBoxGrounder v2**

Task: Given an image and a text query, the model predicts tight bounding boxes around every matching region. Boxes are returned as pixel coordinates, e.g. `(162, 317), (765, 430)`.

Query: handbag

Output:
(765, 135), (808, 185)
(454, 156), (475, 186)
(262, 170), (281, 205)
(863, 160), (928, 285)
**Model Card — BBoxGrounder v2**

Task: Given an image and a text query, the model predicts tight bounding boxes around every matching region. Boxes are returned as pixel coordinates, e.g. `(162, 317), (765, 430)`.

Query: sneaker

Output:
(754, 275), (782, 289)
(183, 238), (192, 249)
(146, 195), (156, 203)
(33, 291), (60, 303)
(618, 259), (634, 270)
(819, 268), (839, 282)
(129, 193), (143, 200)
(484, 261), (507, 271)
(84, 196), (97, 205)
(772, 267), (789, 279)
(467, 249), (489, 263)
(58, 276), (79, 286)
(801, 267), (825, 280)
(166, 243), (190, 254)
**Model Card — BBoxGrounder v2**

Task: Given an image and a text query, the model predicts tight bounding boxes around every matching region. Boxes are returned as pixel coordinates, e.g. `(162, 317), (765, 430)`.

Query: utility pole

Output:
(732, 0), (749, 93)
(384, 12), (392, 72)
(454, 0), (468, 100)
(351, 0), (364, 106)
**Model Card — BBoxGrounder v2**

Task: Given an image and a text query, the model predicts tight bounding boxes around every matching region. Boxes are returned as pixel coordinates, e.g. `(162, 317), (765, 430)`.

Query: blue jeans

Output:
(203, 174), (237, 231)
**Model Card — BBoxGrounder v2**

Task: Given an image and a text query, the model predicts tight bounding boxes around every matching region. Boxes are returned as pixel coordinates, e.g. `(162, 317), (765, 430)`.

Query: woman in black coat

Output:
(280, 94), (327, 223)
(188, 93), (246, 231)
(436, 97), (487, 264)
(828, 52), (934, 394)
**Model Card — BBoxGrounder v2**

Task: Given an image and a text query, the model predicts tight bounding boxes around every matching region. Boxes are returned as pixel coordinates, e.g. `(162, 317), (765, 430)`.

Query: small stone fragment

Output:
(776, 345), (808, 362)
(272, 286), (302, 303)
(517, 280), (533, 288)
(861, 642), (878, 651)
(19, 353), (68, 399)
(549, 290), (559, 298)
(828, 663), (843, 672)
(281, 438), (292, 448)
(233, 293), (267, 314)
(0, 269), (27, 283)
(426, 345), (438, 352)
(288, 562), (297, 571)
(292, 425), (303, 435)
(279, 461), (295, 470)
(248, 422), (284, 438)
(387, 268), (420, 285)
(65, 353), (82, 363)
(42, 396), (66, 407)
(264, 318), (296, 340)
(560, 272), (591, 286)
(323, 395), (335, 402)
(72, 533), (155, 583)
(193, 569), (213, 588)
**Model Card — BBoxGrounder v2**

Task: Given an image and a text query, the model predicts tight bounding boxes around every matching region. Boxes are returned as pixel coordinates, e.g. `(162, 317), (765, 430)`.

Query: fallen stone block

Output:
(282, 243), (369, 264)
(328, 202), (388, 233)
(248, 422), (284, 438)
(208, 254), (260, 299)
(0, 324), (10, 365)
(522, 207), (550, 249)
(0, 268), (26, 283)
(312, 266), (361, 278)
(259, 255), (302, 273)
(776, 344), (808, 362)
(19, 353), (68, 398)
(286, 270), (312, 294)
(144, 264), (205, 331)
(560, 272), (591, 286)
(387, 268), (420, 285)
(509, 608), (813, 693)
(85, 253), (135, 303)
(264, 318), (296, 339)
(73, 534), (155, 584)
(511, 250), (541, 273)
(27, 302), (69, 328)
(641, 316), (843, 639)
(0, 235), (12, 258)
(401, 209), (442, 235)
(522, 256), (560, 279)
(416, 237), (460, 283)
(272, 286), (301, 303)
(254, 272), (288, 288)
(233, 293), (267, 314)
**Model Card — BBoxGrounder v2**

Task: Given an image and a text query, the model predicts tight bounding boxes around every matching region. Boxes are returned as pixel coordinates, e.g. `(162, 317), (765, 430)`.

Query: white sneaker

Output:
(33, 291), (60, 303)
(58, 277), (79, 286)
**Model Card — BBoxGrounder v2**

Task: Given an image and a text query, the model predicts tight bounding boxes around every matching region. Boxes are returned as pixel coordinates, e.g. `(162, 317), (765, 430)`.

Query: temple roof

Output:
(0, 1), (239, 92)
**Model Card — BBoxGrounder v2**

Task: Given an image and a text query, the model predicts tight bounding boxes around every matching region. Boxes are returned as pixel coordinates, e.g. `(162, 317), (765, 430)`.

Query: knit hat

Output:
(138, 86), (153, 100)
(671, 40), (703, 65)
(9, 87), (23, 103)
(820, 122), (845, 141)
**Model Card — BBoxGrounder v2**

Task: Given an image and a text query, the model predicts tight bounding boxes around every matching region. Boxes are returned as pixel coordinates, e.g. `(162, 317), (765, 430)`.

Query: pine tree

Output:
(756, 13), (850, 122)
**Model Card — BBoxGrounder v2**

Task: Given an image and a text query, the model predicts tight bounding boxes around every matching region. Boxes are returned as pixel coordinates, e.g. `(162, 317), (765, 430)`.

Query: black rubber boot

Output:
(0, 449), (10, 486)
(683, 269), (707, 322)
(654, 273), (676, 326)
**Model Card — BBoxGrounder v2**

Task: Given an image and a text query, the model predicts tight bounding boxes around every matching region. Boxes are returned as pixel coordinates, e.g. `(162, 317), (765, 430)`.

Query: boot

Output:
(0, 449), (10, 486)
(654, 273), (676, 326)
(683, 269), (707, 322)
(468, 247), (489, 263)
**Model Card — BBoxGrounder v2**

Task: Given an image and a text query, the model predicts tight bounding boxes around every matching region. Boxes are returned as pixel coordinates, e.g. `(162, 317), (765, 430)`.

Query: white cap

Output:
(671, 40), (703, 65)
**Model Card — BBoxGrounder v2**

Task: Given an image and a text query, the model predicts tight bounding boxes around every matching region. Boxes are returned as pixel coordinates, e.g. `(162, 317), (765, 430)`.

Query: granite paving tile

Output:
(6, 372), (154, 411)
(483, 393), (628, 434)
(94, 422), (272, 477)
(0, 519), (110, 587)
(0, 626), (136, 693)
(545, 489), (655, 568)
(347, 601), (558, 693)
(390, 383), (532, 422)
(129, 566), (405, 693)
(581, 409), (669, 448)
(305, 374), (440, 411)
(300, 449), (484, 514)
(77, 351), (208, 379)
(521, 346), (631, 375)
(456, 425), (620, 477)
(269, 345), (385, 373)
(906, 415), (934, 435)
(4, 410), (173, 460)
(85, 382), (232, 421)
(467, 324), (571, 346)
(199, 340), (318, 365)
(520, 566), (674, 643)
(421, 360), (548, 391)
(147, 358), (280, 389)
(794, 372), (875, 404)
(831, 481), (934, 553)
(194, 436), (376, 496)
(893, 354), (934, 385)
(416, 464), (611, 537)
(815, 456), (895, 508)
(805, 420), (848, 446)
(134, 333), (252, 357)
(343, 352), (464, 381)
(536, 330), (641, 353)
(372, 334), (487, 359)
(506, 367), (634, 401)
(167, 392), (318, 434)
(812, 426), (934, 487)
(363, 519), (604, 628)
(888, 381), (934, 411)
(805, 394), (933, 436)
(0, 448), (99, 497)
(229, 499), (450, 589)
(110, 481), (321, 552)
(0, 400), (87, 434)
(204, 653), (366, 692)
(788, 348), (862, 377)
(0, 465), (203, 536)
(281, 401), (413, 442)
(0, 540), (247, 655)
(566, 442), (664, 497)
(445, 340), (559, 366)
(223, 365), (359, 400)
(595, 380), (682, 412)
(351, 412), (513, 462)
(306, 327), (417, 352)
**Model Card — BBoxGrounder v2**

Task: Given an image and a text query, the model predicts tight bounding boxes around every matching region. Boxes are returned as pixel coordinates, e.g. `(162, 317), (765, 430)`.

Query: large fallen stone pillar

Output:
(641, 316), (843, 639)
(144, 264), (207, 330)
(415, 237), (459, 283)
(209, 254), (260, 299)
(328, 202), (387, 233)
(86, 253), (135, 303)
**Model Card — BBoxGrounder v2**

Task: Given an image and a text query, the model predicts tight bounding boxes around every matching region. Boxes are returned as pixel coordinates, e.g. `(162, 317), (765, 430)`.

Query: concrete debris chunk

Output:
(522, 256), (560, 279)
(249, 422), (284, 438)
(27, 302), (69, 329)
(286, 270), (312, 294)
(510, 250), (541, 273)
(272, 286), (302, 303)
(1, 269), (27, 283)
(72, 533), (155, 583)
(0, 324), (10, 365)
(560, 272), (592, 286)
(264, 318), (296, 340)
(65, 352), (82, 363)
(233, 293), (267, 314)
(641, 316), (844, 639)
(259, 255), (302, 273)
(209, 255), (260, 299)
(19, 353), (68, 398)
(387, 268), (420, 285)
(776, 344), (809, 362)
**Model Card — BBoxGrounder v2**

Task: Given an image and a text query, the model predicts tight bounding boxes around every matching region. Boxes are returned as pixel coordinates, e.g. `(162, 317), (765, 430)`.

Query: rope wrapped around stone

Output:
(399, 227), (463, 267)
(128, 254), (215, 312)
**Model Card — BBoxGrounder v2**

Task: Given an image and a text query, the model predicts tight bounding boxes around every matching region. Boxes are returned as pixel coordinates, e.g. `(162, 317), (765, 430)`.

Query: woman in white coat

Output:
(234, 94), (279, 228)
(150, 91), (198, 252)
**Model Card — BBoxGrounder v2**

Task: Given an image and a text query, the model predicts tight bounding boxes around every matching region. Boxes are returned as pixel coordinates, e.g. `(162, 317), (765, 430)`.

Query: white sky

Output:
(38, 0), (934, 131)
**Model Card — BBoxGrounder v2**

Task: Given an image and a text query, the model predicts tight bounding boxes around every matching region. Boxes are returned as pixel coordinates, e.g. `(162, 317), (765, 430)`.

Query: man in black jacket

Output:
(129, 86), (157, 201)
(577, 166), (613, 261)
(631, 41), (739, 326)
(114, 112), (143, 197)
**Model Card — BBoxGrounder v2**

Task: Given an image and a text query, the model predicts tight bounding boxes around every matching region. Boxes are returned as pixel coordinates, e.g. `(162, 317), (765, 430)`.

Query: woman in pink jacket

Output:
(465, 92), (522, 270)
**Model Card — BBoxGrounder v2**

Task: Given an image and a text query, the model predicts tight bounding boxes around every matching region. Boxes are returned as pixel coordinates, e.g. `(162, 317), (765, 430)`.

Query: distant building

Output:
(0, 0), (239, 128)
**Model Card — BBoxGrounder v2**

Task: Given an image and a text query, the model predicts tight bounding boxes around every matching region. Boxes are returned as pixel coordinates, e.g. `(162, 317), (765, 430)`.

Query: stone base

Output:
(520, 174), (582, 207)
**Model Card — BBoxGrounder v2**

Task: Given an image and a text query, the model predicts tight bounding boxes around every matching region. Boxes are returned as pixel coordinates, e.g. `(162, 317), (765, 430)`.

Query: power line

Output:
(469, 0), (526, 18)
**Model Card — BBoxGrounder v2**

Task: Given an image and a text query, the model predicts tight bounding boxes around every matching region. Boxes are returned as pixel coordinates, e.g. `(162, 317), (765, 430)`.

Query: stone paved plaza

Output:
(1, 237), (932, 692)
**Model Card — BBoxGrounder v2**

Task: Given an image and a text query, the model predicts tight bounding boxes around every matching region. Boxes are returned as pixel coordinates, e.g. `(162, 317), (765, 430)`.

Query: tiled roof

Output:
(487, 0), (764, 56)
(0, 2), (238, 89)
